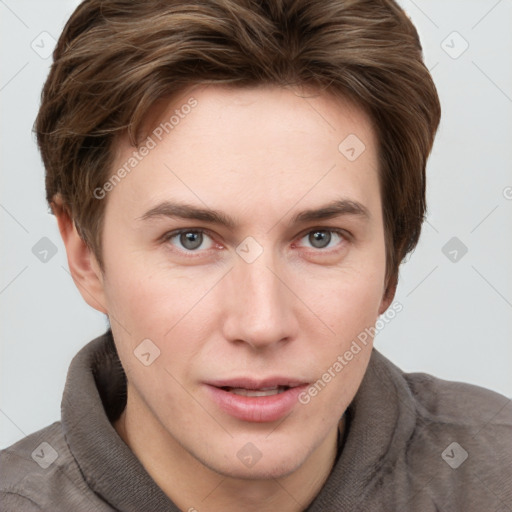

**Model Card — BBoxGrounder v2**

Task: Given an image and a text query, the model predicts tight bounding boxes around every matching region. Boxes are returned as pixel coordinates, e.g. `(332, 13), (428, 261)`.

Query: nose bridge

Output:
(222, 243), (296, 348)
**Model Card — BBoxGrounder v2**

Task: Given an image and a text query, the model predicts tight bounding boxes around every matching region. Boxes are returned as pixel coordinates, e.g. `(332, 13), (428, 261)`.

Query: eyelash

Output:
(161, 227), (350, 257)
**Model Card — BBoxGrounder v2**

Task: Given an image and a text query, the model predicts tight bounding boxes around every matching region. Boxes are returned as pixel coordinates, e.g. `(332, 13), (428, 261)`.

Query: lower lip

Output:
(205, 384), (308, 423)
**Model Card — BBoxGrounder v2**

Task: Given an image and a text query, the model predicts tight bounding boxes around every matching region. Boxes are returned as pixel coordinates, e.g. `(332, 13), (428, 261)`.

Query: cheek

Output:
(101, 253), (227, 362)
(102, 248), (189, 323)
(103, 264), (165, 331)
(290, 257), (385, 408)
(294, 274), (380, 424)
(299, 263), (385, 339)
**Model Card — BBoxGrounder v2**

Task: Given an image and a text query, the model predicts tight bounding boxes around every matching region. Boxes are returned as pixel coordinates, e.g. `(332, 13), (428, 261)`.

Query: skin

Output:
(56, 84), (396, 511)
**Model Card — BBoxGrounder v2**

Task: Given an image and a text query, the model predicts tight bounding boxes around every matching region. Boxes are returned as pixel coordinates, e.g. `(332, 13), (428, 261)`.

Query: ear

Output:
(378, 274), (397, 316)
(52, 199), (108, 314)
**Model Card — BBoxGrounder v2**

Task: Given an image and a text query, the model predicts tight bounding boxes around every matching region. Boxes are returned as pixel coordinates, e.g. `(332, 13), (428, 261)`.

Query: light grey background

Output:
(1, 0), (511, 448)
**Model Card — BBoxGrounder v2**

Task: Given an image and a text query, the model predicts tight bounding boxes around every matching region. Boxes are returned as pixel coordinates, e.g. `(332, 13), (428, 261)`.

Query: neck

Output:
(114, 387), (343, 512)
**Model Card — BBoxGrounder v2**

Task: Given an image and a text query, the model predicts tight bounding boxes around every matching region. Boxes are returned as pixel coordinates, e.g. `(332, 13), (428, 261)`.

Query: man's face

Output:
(95, 85), (389, 478)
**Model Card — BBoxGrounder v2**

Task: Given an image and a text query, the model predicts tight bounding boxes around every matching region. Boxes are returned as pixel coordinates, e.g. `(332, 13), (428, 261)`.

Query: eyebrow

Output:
(138, 198), (371, 228)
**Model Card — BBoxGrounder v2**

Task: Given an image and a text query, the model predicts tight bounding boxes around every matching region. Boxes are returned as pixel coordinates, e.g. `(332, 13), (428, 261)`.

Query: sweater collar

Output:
(62, 330), (415, 511)
(307, 347), (417, 510)
(62, 330), (178, 512)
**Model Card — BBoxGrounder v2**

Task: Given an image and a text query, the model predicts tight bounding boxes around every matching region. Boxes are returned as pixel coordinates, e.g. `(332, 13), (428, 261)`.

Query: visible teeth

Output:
(228, 386), (287, 397)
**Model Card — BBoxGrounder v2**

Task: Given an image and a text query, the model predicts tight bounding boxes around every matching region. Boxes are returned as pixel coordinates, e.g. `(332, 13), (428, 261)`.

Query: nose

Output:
(221, 248), (299, 350)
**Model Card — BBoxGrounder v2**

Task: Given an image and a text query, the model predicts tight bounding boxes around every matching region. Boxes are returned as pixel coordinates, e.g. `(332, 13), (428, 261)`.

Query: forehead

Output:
(108, 84), (381, 226)
(143, 83), (375, 149)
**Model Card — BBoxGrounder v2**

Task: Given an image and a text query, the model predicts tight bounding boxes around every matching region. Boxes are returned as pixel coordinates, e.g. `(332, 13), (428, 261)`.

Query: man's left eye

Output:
(298, 229), (345, 250)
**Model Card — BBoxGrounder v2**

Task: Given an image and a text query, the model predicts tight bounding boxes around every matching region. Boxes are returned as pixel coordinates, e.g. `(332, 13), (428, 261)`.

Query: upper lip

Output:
(206, 377), (308, 390)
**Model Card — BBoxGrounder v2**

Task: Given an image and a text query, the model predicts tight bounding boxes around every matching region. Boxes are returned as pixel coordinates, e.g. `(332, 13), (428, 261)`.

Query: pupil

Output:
(181, 231), (203, 250)
(310, 231), (330, 249)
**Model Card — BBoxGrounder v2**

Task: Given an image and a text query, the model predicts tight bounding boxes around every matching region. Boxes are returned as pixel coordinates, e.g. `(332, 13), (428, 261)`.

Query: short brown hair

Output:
(36, 0), (441, 291)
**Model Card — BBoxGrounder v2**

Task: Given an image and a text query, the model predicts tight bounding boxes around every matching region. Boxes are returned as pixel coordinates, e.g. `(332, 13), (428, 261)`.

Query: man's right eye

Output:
(163, 229), (216, 252)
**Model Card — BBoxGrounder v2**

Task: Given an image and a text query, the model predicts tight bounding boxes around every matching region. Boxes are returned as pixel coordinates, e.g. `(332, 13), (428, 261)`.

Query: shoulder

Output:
(0, 422), (69, 509)
(402, 369), (512, 508)
(0, 422), (111, 511)
(0, 492), (43, 512)
(0, 422), (59, 510)
(1, 422), (60, 484)
(403, 369), (512, 435)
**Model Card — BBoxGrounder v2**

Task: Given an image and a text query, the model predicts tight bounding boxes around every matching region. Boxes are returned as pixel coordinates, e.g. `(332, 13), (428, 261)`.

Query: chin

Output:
(195, 437), (315, 481)
(215, 457), (305, 481)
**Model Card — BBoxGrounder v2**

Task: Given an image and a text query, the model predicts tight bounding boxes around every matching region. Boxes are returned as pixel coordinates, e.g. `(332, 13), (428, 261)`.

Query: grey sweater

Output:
(1, 330), (511, 511)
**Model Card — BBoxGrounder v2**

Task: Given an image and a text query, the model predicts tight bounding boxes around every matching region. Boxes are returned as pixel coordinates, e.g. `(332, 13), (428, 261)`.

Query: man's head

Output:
(37, 0), (440, 294)
(35, 0), (440, 485)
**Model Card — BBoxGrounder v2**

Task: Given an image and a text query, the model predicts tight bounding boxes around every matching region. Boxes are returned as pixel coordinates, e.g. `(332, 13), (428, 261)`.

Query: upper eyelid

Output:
(162, 228), (212, 244)
(296, 226), (348, 239)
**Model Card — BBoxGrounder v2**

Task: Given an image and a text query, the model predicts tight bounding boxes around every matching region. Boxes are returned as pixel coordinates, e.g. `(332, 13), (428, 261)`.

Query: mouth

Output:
(205, 378), (308, 423)
(221, 385), (291, 397)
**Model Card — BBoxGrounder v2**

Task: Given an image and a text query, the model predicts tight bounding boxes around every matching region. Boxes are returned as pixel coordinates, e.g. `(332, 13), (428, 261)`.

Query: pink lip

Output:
(204, 377), (309, 423)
